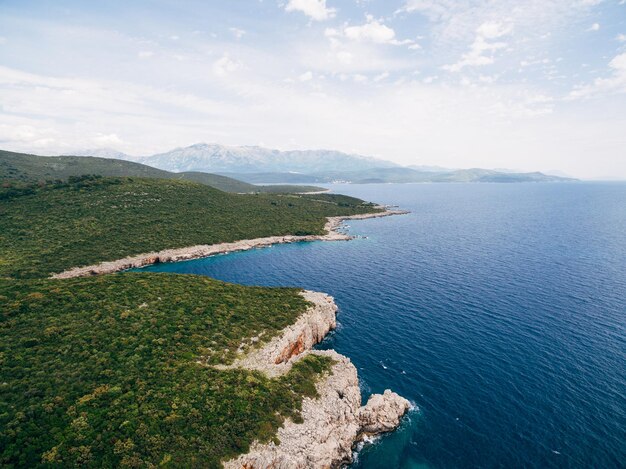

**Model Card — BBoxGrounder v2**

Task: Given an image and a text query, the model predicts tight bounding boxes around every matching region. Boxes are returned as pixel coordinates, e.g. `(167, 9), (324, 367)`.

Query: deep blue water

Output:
(134, 183), (626, 468)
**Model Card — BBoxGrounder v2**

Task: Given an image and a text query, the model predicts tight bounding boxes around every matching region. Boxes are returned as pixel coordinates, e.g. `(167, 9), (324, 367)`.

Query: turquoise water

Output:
(134, 183), (626, 468)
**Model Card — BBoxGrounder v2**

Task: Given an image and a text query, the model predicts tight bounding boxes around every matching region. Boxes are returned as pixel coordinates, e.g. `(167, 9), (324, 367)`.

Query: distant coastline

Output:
(51, 207), (409, 279)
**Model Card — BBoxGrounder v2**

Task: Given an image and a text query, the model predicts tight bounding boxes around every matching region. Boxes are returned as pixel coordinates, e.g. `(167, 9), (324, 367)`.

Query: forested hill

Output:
(0, 175), (378, 279)
(0, 174), (380, 467)
(0, 269), (336, 467)
(0, 149), (323, 194)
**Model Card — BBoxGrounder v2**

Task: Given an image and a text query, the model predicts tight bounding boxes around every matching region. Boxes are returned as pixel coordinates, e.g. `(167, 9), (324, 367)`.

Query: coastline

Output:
(51, 207), (409, 279)
(223, 291), (411, 468)
(49, 206), (412, 467)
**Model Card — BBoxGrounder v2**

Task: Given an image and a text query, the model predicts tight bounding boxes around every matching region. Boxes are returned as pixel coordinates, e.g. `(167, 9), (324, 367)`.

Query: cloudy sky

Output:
(1, 0), (625, 178)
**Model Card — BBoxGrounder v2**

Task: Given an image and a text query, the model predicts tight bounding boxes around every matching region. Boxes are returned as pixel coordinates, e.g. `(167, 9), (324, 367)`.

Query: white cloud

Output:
(212, 54), (242, 76)
(284, 0), (336, 21)
(616, 33), (626, 43)
(336, 50), (354, 64)
(0, 124), (56, 147)
(0, 36), (6, 45)
(373, 71), (390, 82)
(93, 133), (123, 146)
(0, 65), (237, 153)
(344, 15), (395, 44)
(1, 62), (625, 178)
(328, 15), (414, 46)
(588, 22), (600, 31)
(476, 21), (513, 39)
(568, 53), (626, 99)
(443, 21), (511, 72)
(298, 70), (313, 81)
(302, 27), (413, 74)
(138, 50), (155, 59)
(398, 0), (603, 46)
(229, 27), (246, 39)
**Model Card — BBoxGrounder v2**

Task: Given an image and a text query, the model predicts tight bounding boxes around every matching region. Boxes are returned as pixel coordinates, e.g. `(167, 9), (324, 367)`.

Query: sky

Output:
(0, 0), (625, 178)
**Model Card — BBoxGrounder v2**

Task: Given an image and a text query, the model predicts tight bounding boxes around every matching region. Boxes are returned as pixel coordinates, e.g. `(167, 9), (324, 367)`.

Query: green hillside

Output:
(0, 274), (333, 467)
(0, 150), (323, 194)
(0, 174), (380, 467)
(0, 176), (377, 279)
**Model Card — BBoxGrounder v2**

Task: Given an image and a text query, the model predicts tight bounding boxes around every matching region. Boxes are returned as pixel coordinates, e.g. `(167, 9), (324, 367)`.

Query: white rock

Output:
(224, 351), (410, 469)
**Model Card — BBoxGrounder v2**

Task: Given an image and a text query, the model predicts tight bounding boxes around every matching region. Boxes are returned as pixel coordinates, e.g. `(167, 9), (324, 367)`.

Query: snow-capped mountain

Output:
(78, 143), (399, 174)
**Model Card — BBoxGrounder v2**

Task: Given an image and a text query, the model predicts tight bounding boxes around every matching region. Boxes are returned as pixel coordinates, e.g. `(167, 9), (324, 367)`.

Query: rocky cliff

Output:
(223, 291), (410, 469)
(217, 291), (338, 377)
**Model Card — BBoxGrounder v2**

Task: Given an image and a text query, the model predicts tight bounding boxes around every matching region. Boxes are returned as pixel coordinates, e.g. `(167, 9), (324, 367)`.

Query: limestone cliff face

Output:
(218, 290), (338, 377)
(223, 292), (411, 469)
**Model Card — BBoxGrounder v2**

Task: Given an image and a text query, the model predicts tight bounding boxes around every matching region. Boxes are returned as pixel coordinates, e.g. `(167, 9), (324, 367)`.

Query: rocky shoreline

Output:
(223, 291), (411, 469)
(51, 207), (409, 279)
(50, 207), (411, 467)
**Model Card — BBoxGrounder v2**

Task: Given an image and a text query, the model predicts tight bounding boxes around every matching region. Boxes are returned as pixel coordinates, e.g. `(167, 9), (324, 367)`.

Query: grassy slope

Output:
(0, 274), (333, 467)
(0, 150), (324, 194)
(0, 176), (378, 279)
(0, 175), (381, 467)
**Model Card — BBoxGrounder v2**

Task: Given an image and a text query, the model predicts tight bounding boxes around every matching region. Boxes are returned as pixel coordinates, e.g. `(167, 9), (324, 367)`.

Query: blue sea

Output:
(135, 183), (626, 468)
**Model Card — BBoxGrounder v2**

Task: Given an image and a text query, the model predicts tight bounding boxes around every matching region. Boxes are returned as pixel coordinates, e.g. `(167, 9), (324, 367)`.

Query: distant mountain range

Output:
(81, 143), (398, 174)
(0, 150), (323, 194)
(69, 143), (575, 184)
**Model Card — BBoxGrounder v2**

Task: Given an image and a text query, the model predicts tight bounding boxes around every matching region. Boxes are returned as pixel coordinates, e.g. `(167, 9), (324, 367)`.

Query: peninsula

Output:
(0, 174), (409, 467)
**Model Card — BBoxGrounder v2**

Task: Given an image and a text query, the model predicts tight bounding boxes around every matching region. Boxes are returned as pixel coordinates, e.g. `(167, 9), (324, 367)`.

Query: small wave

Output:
(351, 434), (383, 464)
(361, 434), (382, 446)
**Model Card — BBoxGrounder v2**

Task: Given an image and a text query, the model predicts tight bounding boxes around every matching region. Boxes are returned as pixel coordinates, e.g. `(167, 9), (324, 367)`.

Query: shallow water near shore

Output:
(133, 182), (626, 468)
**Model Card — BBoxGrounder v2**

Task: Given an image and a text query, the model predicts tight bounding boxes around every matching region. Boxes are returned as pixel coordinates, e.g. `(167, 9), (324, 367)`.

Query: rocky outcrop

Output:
(224, 350), (410, 469)
(51, 208), (409, 279)
(222, 292), (411, 469)
(358, 389), (411, 434)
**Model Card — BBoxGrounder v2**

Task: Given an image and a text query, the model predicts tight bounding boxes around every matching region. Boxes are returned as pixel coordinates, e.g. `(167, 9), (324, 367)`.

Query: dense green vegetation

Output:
(0, 176), (378, 278)
(0, 172), (379, 467)
(0, 274), (334, 467)
(0, 149), (324, 194)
